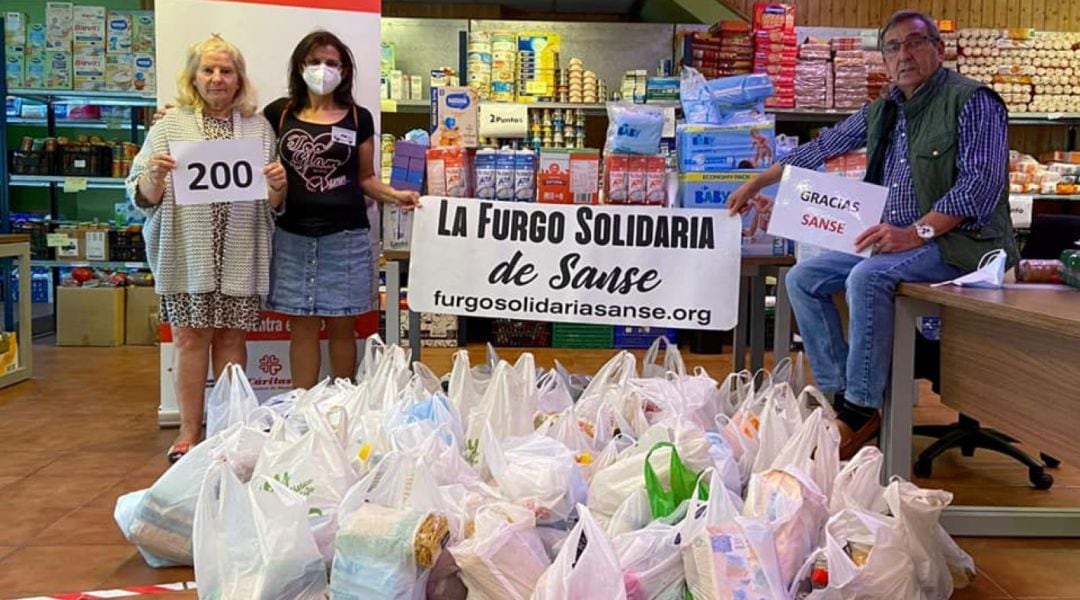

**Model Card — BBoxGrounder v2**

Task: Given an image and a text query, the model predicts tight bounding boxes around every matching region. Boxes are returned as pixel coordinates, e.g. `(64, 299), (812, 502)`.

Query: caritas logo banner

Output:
(158, 311), (378, 418)
(767, 166), (888, 257)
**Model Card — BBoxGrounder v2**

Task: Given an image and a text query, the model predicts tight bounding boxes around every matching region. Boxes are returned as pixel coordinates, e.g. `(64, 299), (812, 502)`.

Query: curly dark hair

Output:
(286, 30), (357, 112)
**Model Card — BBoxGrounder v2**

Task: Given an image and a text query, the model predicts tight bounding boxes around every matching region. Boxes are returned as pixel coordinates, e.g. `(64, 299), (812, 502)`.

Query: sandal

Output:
(167, 442), (193, 464)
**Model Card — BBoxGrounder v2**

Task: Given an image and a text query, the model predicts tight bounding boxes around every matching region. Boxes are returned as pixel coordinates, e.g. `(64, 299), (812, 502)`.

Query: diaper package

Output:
(677, 119), (776, 172)
(605, 103), (665, 155)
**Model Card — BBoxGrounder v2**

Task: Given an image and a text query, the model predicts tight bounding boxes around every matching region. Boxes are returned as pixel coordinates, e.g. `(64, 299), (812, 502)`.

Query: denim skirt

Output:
(267, 227), (375, 317)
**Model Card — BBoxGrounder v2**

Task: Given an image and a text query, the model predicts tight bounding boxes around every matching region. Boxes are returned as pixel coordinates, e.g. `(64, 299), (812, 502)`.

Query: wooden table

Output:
(886, 282), (1080, 536)
(0, 234), (33, 388)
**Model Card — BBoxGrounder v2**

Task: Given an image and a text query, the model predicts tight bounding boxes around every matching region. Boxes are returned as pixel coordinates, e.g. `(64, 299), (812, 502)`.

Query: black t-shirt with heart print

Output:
(264, 97), (375, 237)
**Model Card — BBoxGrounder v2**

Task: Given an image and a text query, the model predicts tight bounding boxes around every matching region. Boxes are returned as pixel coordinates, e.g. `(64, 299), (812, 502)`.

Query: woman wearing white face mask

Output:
(263, 30), (420, 388)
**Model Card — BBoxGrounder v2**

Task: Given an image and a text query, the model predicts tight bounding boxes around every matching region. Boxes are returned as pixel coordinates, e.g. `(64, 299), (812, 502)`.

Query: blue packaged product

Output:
(677, 170), (790, 256)
(495, 150), (516, 201)
(474, 149), (497, 199)
(676, 119), (776, 173)
(606, 103), (664, 155)
(514, 149), (536, 202)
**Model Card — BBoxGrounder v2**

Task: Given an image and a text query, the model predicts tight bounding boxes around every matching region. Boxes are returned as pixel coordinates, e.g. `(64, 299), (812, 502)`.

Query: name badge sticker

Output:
(332, 126), (357, 147)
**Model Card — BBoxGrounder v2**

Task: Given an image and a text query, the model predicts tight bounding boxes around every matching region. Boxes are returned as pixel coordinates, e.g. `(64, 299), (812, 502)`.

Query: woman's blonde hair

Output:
(175, 34), (257, 117)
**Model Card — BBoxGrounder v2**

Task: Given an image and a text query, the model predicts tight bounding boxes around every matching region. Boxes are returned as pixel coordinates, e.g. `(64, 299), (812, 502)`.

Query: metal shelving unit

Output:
(10, 175), (128, 189)
(8, 116), (145, 130)
(2, 84), (152, 336)
(30, 259), (148, 270)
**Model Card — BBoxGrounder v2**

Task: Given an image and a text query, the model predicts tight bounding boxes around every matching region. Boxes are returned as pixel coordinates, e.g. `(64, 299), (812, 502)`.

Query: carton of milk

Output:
(45, 2), (73, 51)
(474, 149), (497, 200)
(26, 24), (46, 54)
(514, 150), (536, 202)
(430, 86), (478, 148)
(494, 149), (515, 201)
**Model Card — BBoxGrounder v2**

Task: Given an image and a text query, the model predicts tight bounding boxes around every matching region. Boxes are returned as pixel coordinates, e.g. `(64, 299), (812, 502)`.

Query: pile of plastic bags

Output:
(115, 335), (975, 599)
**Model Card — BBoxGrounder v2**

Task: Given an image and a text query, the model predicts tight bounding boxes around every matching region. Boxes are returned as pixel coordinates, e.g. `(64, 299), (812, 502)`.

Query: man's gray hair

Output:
(879, 10), (941, 49)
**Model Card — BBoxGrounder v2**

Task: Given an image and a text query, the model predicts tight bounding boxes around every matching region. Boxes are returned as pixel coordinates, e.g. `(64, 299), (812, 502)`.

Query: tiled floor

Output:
(0, 342), (1078, 598)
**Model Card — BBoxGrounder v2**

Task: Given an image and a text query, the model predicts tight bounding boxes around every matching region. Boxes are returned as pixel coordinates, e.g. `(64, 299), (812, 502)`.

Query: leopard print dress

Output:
(159, 115), (262, 331)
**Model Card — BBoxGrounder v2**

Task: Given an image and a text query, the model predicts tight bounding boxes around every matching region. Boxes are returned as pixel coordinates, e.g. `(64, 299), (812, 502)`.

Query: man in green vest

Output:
(727, 10), (1017, 459)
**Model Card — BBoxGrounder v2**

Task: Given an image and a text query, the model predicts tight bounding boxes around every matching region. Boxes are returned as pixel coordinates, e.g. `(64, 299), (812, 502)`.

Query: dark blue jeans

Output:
(785, 242), (966, 409)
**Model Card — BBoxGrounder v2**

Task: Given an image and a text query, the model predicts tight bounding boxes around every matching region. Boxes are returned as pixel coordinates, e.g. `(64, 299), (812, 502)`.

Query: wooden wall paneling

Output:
(869, 1), (884, 29)
(931, 0), (946, 22)
(856, 0), (868, 30)
(1002, 1), (1014, 29)
(1020, 0), (1032, 29)
(1071, 0), (1080, 32)
(1044, 0), (1059, 33)
(967, 0), (982, 28)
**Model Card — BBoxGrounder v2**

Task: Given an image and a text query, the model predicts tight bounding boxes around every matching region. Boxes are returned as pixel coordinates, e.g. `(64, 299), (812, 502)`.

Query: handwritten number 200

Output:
(188, 160), (253, 191)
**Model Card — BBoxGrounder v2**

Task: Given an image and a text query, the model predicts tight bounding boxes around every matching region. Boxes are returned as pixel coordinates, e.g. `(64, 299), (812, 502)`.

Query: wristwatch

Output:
(915, 222), (936, 241)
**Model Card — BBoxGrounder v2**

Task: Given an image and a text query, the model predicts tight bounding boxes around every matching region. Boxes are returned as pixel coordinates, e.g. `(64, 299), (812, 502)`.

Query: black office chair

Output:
(911, 214), (1080, 490)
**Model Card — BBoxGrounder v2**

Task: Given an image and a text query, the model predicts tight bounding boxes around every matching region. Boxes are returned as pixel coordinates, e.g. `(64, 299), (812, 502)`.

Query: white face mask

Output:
(302, 64), (342, 96)
(931, 249), (1008, 289)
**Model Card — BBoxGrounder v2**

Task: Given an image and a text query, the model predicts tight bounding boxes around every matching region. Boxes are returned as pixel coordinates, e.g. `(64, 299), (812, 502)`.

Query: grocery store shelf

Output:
(381, 99), (430, 113)
(31, 259), (148, 270)
(7, 116), (144, 130)
(8, 88), (158, 107)
(767, 107), (858, 121)
(9, 175), (127, 189)
(1008, 112), (1080, 125)
(1016, 194), (1080, 202)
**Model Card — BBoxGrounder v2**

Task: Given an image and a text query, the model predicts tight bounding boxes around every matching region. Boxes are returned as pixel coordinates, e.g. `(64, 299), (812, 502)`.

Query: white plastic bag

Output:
(807, 508), (922, 600)
(330, 503), (450, 600)
(641, 336), (686, 379)
(482, 425), (588, 525)
(885, 480), (976, 597)
(750, 384), (804, 476)
(115, 422), (267, 567)
(769, 407), (840, 500)
(531, 504), (628, 600)
(205, 363), (258, 438)
(252, 401), (358, 563)
(451, 503), (552, 600)
(743, 468), (829, 591)
(830, 446), (888, 515)
(682, 469), (787, 600)
(614, 520), (685, 600)
(605, 488), (652, 537)
(193, 462), (328, 600)
(464, 361), (538, 462)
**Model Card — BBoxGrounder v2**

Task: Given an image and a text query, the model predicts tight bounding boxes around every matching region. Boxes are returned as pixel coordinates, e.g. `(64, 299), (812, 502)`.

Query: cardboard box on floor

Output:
(125, 285), (158, 345)
(57, 286), (125, 346)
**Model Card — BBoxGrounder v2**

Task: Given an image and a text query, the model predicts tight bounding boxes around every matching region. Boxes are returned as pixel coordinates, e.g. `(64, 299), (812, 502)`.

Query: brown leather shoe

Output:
(838, 411), (882, 460)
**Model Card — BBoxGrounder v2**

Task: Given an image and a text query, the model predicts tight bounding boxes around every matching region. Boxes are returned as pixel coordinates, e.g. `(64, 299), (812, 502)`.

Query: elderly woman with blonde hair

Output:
(126, 34), (286, 463)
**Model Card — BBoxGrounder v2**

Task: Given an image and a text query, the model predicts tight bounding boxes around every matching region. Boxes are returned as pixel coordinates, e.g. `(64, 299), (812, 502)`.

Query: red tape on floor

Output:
(10, 581), (196, 599)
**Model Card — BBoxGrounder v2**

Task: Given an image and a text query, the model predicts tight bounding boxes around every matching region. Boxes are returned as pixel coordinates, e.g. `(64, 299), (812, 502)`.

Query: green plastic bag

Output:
(643, 441), (707, 519)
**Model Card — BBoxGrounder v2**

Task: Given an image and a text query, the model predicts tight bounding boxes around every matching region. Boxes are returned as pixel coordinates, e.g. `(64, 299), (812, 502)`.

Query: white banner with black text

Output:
(408, 197), (743, 331)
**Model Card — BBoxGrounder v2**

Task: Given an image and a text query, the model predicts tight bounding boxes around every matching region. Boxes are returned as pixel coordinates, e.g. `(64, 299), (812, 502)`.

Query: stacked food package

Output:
(865, 51), (888, 101)
(467, 31), (493, 100)
(939, 20), (960, 71)
(795, 37), (831, 109)
(490, 31), (517, 103)
(959, 29), (1080, 113)
(831, 38), (867, 110)
(1009, 150), (1080, 195)
(752, 2), (797, 109)
(683, 21), (753, 79)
